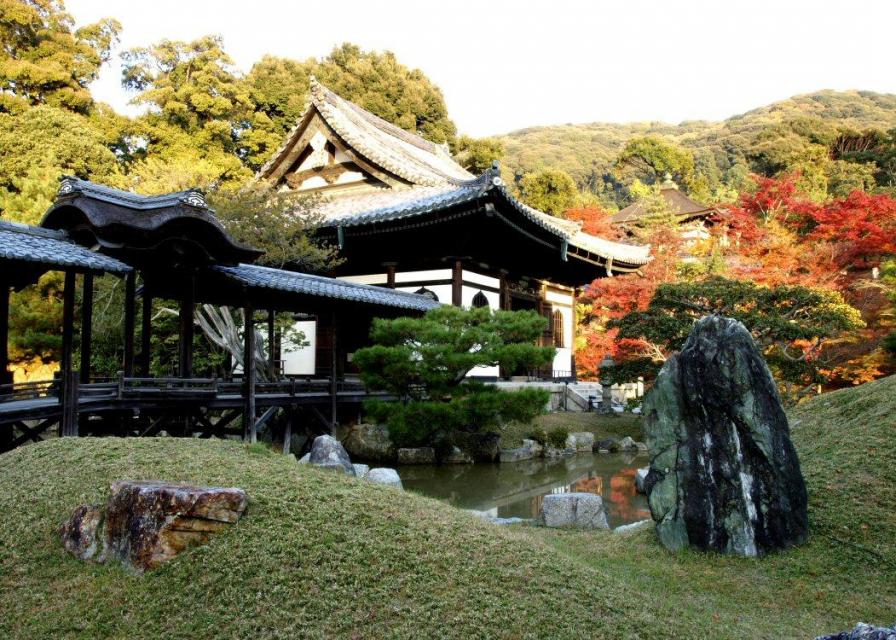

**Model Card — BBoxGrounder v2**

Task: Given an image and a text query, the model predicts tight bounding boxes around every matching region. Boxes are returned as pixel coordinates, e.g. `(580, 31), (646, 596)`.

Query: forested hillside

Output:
(499, 90), (896, 208)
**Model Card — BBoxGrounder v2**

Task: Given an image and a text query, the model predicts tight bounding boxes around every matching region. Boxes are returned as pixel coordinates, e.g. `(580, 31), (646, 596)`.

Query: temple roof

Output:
(0, 220), (131, 274)
(317, 169), (653, 268)
(611, 185), (717, 225)
(257, 77), (473, 188)
(212, 263), (442, 312)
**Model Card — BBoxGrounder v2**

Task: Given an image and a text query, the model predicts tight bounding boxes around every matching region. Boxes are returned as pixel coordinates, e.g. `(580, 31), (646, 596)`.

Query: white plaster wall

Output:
(282, 320), (317, 376)
(340, 273), (388, 285)
(394, 269), (451, 283)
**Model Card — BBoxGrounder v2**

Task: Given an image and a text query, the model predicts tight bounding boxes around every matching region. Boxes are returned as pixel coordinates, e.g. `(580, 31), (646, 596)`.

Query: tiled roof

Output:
(212, 263), (442, 312)
(0, 220), (131, 273)
(257, 78), (474, 187)
(611, 187), (717, 224)
(56, 176), (211, 211)
(318, 170), (653, 267)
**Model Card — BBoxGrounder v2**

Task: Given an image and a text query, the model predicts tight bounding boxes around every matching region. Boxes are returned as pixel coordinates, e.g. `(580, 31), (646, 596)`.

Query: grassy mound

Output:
(1, 376), (893, 639)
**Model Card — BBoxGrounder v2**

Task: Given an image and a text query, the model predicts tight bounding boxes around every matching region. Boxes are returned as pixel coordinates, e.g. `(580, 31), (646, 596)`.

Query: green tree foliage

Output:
(608, 277), (865, 394)
(0, 0), (119, 114)
(245, 44), (458, 168)
(453, 135), (504, 175)
(615, 135), (696, 191)
(518, 168), (579, 215)
(353, 307), (554, 450)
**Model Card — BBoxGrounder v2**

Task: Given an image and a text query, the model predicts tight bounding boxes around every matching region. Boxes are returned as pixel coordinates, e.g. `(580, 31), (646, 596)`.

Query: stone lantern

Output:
(599, 354), (615, 414)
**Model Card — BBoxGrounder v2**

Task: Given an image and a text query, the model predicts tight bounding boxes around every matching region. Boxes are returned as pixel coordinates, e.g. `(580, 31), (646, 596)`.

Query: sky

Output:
(66, 0), (896, 137)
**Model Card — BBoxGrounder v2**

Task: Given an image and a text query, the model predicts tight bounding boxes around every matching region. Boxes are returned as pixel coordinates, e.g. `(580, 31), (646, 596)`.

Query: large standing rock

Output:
(538, 493), (609, 530)
(340, 423), (396, 462)
(500, 438), (543, 463)
(566, 432), (595, 452)
(61, 481), (247, 572)
(644, 315), (808, 556)
(308, 435), (354, 474)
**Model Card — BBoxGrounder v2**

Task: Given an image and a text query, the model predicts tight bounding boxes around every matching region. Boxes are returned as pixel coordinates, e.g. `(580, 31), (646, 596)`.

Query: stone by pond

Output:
(397, 451), (650, 528)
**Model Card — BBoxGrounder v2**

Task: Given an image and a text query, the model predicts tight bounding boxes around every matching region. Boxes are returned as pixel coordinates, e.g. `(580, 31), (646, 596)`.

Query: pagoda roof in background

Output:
(611, 183), (718, 225)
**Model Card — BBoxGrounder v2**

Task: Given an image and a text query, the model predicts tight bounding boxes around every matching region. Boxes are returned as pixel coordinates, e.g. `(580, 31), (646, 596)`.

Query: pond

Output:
(398, 452), (651, 528)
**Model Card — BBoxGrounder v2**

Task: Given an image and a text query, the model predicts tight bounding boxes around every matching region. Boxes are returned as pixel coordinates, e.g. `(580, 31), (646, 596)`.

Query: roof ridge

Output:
(0, 219), (67, 239)
(56, 176), (211, 211)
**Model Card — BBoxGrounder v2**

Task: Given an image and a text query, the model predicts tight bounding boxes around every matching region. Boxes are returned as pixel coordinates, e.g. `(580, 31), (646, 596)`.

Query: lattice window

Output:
(552, 310), (565, 348)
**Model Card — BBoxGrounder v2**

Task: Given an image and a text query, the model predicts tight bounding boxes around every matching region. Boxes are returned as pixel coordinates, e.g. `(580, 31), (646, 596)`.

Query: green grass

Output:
(501, 411), (643, 448)
(1, 376), (893, 639)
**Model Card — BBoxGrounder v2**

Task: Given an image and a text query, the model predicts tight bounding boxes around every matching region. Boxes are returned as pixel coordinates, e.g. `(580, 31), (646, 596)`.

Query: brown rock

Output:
(61, 480), (247, 572)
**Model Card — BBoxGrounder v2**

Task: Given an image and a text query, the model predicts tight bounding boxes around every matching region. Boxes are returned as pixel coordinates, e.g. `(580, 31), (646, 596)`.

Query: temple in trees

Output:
(611, 178), (718, 245)
(258, 79), (651, 377)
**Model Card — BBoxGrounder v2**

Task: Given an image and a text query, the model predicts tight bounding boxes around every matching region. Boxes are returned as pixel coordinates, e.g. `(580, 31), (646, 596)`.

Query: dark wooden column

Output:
(122, 271), (136, 377)
(178, 277), (195, 378)
(0, 275), (10, 387)
(385, 263), (396, 289)
(79, 273), (94, 384)
(243, 304), (256, 442)
(330, 311), (338, 431)
(267, 309), (276, 378)
(452, 260), (463, 306)
(499, 270), (511, 311)
(60, 270), (79, 437)
(139, 285), (152, 376)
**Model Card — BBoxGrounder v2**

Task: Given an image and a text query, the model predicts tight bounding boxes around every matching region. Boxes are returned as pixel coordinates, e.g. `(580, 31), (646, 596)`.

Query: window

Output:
(471, 291), (489, 308)
(552, 310), (565, 348)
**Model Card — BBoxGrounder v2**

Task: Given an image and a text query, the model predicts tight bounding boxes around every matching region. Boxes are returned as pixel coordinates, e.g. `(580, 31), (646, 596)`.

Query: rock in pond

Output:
(309, 434), (354, 474)
(815, 622), (896, 640)
(397, 447), (436, 465)
(340, 423), (396, 462)
(443, 446), (473, 464)
(644, 315), (808, 557)
(61, 480), (247, 572)
(500, 438), (543, 463)
(455, 432), (501, 463)
(365, 468), (403, 489)
(618, 436), (643, 452)
(594, 437), (619, 453)
(566, 431), (595, 452)
(538, 493), (609, 530)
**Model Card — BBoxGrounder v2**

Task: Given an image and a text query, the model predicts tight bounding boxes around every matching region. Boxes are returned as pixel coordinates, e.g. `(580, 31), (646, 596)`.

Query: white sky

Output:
(66, 0), (896, 137)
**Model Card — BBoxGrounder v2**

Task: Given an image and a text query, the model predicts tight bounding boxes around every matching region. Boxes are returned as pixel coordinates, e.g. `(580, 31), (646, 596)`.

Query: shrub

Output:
(547, 427), (569, 450)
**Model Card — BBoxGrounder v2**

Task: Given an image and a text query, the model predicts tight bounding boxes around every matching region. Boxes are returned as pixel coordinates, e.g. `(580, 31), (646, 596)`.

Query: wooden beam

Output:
(243, 304), (256, 442)
(79, 273), (94, 384)
(123, 271), (136, 376)
(452, 260), (463, 306)
(140, 286), (152, 376)
(178, 277), (195, 378)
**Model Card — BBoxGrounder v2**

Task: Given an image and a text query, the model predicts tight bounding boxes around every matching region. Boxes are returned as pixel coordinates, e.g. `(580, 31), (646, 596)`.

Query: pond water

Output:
(398, 452), (651, 528)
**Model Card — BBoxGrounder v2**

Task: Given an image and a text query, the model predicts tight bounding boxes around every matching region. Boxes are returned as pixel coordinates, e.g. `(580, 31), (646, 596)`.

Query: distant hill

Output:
(497, 90), (896, 206)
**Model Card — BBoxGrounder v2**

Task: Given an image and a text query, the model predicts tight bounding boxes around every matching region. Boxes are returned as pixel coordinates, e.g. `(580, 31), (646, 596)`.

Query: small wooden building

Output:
(610, 178), (719, 244)
(258, 79), (651, 378)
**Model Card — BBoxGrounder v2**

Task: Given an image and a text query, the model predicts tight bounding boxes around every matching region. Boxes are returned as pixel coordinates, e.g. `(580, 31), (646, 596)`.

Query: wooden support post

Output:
(178, 277), (195, 378)
(385, 264), (396, 289)
(499, 270), (511, 311)
(61, 369), (79, 437)
(330, 311), (338, 432)
(79, 273), (94, 384)
(140, 286), (152, 376)
(452, 259), (463, 306)
(243, 304), (256, 442)
(123, 271), (136, 377)
(60, 271), (76, 436)
(0, 275), (10, 387)
(267, 309), (276, 378)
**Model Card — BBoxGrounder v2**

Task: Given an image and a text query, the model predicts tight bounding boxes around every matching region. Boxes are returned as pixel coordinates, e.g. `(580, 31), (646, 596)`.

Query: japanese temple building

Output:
(610, 178), (718, 244)
(258, 78), (651, 377)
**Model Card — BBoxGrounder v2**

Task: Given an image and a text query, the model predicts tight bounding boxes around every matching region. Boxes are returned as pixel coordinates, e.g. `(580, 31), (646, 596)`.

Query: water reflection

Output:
(398, 452), (651, 528)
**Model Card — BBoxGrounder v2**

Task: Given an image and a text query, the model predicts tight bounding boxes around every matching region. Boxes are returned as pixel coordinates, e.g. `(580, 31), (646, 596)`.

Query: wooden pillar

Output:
(79, 273), (94, 384)
(385, 264), (396, 289)
(139, 286), (152, 376)
(499, 270), (511, 311)
(122, 271), (136, 377)
(60, 270), (78, 436)
(243, 304), (256, 442)
(178, 277), (194, 378)
(330, 311), (338, 431)
(452, 260), (463, 307)
(0, 276), (10, 387)
(267, 309), (276, 378)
